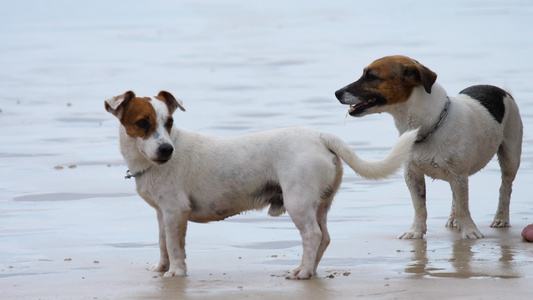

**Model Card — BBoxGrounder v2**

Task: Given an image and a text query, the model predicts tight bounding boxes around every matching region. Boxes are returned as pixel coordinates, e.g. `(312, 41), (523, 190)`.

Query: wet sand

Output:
(3, 172), (533, 299)
(2, 0), (533, 299)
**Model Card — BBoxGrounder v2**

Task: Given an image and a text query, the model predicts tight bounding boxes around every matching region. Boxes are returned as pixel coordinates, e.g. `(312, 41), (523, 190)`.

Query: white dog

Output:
(105, 90), (418, 279)
(335, 55), (523, 239)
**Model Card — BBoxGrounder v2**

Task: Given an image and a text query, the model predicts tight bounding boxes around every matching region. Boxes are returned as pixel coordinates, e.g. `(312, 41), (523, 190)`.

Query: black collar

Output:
(415, 97), (451, 144)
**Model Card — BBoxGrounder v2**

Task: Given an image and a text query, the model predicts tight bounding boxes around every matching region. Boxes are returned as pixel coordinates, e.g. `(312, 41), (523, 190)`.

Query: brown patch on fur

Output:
(352, 55), (438, 106)
(105, 91), (179, 139)
(155, 91), (186, 114)
(120, 97), (157, 140)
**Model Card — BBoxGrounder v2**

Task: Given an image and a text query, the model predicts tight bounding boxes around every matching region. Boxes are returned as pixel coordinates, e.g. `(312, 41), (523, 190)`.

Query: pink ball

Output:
(522, 224), (533, 242)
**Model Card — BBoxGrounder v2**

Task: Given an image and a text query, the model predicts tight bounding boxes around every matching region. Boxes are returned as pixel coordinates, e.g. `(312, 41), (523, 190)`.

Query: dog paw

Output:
(148, 262), (169, 272)
(460, 227), (484, 239)
(285, 267), (313, 280)
(397, 230), (425, 239)
(490, 219), (511, 228)
(445, 217), (457, 228)
(163, 268), (187, 277)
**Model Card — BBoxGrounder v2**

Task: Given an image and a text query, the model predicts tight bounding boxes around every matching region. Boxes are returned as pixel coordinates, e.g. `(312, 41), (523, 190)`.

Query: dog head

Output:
(105, 91), (186, 165)
(335, 55), (437, 117)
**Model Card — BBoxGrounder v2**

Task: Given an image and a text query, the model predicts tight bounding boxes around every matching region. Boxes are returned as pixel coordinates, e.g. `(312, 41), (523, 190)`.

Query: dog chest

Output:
(414, 159), (453, 180)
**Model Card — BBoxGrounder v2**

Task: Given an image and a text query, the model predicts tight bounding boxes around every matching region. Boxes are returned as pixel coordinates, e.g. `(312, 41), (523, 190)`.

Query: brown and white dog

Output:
(105, 90), (418, 279)
(335, 55), (523, 239)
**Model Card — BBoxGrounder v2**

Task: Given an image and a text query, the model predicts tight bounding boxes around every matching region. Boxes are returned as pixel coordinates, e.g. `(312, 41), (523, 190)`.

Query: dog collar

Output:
(125, 169), (146, 179)
(415, 97), (451, 144)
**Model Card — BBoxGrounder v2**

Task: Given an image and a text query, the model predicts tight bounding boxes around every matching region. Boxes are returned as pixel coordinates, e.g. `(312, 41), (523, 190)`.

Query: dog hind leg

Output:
(283, 190), (323, 280)
(313, 200), (332, 274)
(492, 127), (522, 228)
(313, 160), (341, 272)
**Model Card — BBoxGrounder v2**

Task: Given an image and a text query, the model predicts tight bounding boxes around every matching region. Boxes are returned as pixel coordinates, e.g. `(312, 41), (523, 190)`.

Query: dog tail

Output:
(323, 129), (418, 180)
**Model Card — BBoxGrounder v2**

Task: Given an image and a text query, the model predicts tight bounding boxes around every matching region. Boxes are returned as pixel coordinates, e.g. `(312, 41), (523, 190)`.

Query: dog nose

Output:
(335, 89), (345, 102)
(157, 143), (174, 161)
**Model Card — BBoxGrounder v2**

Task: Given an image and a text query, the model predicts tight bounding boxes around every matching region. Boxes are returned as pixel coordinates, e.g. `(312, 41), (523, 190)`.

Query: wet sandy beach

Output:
(2, 0), (533, 299)
(3, 187), (533, 299)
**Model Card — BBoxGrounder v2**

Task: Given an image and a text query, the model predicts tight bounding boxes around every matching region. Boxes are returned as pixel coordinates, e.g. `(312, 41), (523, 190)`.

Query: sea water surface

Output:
(1, 0), (533, 299)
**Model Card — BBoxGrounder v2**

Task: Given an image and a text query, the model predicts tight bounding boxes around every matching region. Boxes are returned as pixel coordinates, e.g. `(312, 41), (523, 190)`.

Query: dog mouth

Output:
(153, 158), (170, 165)
(348, 97), (383, 116)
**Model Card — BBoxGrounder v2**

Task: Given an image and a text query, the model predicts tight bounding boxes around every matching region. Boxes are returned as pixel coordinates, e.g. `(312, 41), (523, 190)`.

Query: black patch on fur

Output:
(252, 181), (284, 210)
(216, 209), (229, 216)
(189, 195), (199, 211)
(459, 85), (509, 123)
(321, 186), (335, 200)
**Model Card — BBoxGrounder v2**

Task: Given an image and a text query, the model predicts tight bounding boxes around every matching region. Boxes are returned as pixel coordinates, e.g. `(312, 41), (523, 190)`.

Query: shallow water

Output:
(1, 0), (533, 299)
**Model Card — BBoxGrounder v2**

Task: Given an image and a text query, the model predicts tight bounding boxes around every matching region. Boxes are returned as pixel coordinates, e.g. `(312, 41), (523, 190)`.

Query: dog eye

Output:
(365, 72), (379, 82)
(135, 119), (149, 129)
(165, 118), (173, 129)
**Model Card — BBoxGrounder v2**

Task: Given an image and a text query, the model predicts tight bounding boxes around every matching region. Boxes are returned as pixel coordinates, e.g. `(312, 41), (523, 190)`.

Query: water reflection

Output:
(405, 237), (521, 279)
(404, 239), (431, 278)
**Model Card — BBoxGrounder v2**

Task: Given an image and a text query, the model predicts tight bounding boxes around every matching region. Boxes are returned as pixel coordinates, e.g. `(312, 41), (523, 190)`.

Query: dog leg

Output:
(148, 209), (170, 272)
(284, 196), (322, 280)
(398, 167), (427, 239)
(161, 208), (189, 277)
(450, 176), (484, 239)
(445, 204), (457, 228)
(313, 201), (331, 274)
(492, 139), (521, 227)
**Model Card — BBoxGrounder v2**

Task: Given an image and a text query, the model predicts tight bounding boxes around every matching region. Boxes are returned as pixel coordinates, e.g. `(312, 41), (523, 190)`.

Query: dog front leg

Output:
(450, 176), (484, 239)
(148, 209), (170, 272)
(398, 167), (427, 239)
(446, 203), (457, 228)
(161, 207), (189, 277)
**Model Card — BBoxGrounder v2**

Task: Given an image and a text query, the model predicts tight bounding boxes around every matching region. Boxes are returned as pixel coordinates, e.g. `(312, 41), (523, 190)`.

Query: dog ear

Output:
(105, 91), (135, 118)
(157, 91), (186, 114)
(403, 63), (437, 94)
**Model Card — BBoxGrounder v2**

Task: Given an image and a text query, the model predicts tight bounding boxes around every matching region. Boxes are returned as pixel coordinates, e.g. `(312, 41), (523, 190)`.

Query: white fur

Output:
(106, 92), (418, 279)
(339, 81), (523, 239)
